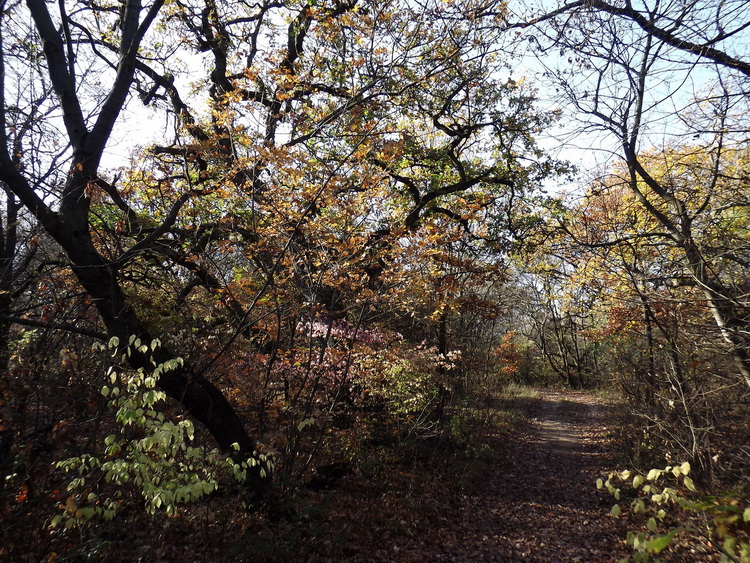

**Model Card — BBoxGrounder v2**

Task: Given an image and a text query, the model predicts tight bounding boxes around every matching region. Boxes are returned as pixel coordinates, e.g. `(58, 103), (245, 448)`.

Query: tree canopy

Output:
(1, 0), (749, 560)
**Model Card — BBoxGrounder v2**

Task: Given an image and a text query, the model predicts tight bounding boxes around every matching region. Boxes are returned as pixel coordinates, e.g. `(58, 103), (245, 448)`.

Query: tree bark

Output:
(682, 241), (750, 388)
(0, 0), (270, 495)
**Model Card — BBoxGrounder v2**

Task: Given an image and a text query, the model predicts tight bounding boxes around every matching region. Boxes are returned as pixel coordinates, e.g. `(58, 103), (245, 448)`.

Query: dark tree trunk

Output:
(435, 309), (449, 422)
(60, 215), (269, 495)
(0, 0), (270, 495)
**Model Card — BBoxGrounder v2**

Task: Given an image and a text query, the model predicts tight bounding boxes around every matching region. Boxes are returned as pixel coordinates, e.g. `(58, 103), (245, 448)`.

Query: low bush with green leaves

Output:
(51, 337), (271, 529)
(598, 462), (750, 562)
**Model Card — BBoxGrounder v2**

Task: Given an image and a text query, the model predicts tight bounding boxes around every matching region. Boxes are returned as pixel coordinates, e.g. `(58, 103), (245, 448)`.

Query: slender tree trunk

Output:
(436, 309), (449, 422)
(0, 166), (269, 494)
(623, 151), (750, 388)
(682, 241), (750, 388)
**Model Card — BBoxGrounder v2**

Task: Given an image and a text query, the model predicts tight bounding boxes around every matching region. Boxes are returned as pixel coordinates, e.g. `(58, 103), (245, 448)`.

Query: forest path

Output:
(392, 390), (631, 562)
(243, 390), (633, 561)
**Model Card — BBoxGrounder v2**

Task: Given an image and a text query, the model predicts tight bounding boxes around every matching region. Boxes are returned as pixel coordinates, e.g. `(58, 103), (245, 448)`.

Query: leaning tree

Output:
(0, 0), (562, 494)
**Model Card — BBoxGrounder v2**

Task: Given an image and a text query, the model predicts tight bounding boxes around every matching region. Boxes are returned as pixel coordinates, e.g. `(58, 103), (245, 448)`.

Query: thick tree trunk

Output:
(0, 0), (266, 496)
(0, 168), (269, 495)
(66, 235), (270, 495)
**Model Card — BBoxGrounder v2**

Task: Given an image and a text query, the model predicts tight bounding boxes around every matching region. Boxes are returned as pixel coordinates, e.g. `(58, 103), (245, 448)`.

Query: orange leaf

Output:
(16, 484), (28, 503)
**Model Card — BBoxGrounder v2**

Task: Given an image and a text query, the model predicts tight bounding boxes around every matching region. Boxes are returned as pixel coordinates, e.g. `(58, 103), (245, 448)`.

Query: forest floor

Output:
(3, 387), (641, 563)
(387, 390), (631, 562)
(237, 389), (634, 562)
(3, 388), (724, 562)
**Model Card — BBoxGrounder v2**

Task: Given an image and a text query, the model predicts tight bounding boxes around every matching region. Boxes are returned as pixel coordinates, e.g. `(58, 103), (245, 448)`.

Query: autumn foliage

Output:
(1, 0), (748, 559)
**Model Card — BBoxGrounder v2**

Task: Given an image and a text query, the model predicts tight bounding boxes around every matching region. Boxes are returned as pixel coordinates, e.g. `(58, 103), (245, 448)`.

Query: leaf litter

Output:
(245, 390), (633, 562)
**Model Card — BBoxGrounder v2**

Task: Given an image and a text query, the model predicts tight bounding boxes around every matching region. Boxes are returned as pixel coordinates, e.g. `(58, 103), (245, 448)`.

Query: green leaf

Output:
(181, 420), (194, 441)
(743, 507), (750, 522)
(610, 504), (621, 517)
(647, 517), (657, 531)
(633, 532), (647, 551)
(723, 537), (737, 557)
(596, 478), (603, 490)
(633, 475), (644, 489)
(646, 530), (678, 554)
(297, 417), (315, 432)
(680, 461), (691, 475)
(683, 476), (696, 492)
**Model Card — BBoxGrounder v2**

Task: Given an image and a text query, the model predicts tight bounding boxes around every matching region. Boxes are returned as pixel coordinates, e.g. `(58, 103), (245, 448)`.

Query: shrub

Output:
(50, 337), (270, 529)
(599, 463), (750, 562)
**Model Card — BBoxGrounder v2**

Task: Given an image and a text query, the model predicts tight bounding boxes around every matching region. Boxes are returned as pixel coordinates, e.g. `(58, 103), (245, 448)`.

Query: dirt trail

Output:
(247, 390), (632, 561)
(393, 390), (631, 562)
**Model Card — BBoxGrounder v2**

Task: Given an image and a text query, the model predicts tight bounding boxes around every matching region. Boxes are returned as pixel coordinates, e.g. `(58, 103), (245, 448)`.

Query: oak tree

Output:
(0, 0), (560, 497)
